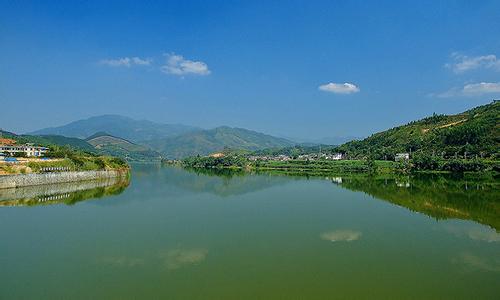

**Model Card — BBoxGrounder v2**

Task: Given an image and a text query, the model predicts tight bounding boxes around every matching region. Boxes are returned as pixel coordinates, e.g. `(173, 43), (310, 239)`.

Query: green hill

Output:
(336, 101), (499, 159)
(29, 114), (199, 142)
(1, 129), (160, 161)
(145, 126), (295, 159)
(85, 132), (162, 161)
(1, 130), (96, 153)
(38, 135), (96, 152)
(0, 130), (128, 174)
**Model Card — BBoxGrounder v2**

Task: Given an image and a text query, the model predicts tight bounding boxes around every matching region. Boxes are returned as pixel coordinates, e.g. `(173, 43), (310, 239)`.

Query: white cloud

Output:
(161, 53), (210, 76)
(446, 53), (500, 73)
(319, 82), (360, 94)
(463, 82), (500, 95)
(131, 57), (152, 65)
(99, 57), (152, 67)
(437, 82), (500, 98)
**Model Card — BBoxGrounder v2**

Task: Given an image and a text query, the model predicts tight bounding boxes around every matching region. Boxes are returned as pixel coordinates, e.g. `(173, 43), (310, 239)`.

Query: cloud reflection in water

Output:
(160, 248), (208, 270)
(320, 230), (362, 242)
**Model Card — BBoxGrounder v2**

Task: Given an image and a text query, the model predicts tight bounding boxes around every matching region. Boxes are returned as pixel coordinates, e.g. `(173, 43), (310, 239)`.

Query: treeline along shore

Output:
(176, 154), (499, 175)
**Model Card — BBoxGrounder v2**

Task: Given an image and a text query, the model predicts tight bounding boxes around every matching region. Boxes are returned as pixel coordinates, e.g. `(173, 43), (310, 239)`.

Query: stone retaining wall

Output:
(0, 170), (127, 189)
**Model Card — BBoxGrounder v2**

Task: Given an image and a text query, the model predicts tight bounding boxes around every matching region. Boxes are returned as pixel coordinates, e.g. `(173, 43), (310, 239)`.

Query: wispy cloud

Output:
(319, 82), (360, 94)
(161, 53), (210, 76)
(436, 82), (500, 98)
(99, 57), (152, 67)
(446, 53), (500, 73)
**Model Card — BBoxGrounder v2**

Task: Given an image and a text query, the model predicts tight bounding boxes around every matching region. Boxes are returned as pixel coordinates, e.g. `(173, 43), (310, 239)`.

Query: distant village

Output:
(246, 152), (410, 162)
(247, 152), (344, 162)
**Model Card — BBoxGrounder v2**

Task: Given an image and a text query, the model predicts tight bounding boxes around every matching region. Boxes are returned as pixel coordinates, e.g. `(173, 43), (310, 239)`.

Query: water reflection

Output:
(131, 164), (294, 197)
(97, 256), (145, 268)
(160, 248), (209, 270)
(178, 167), (499, 231)
(452, 252), (500, 273)
(320, 229), (362, 242)
(0, 176), (129, 207)
(332, 174), (500, 231)
(443, 223), (500, 243)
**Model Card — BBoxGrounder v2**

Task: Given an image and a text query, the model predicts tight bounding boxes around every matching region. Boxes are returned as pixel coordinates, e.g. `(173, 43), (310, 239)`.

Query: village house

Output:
(329, 153), (343, 160)
(395, 153), (410, 161)
(0, 143), (48, 158)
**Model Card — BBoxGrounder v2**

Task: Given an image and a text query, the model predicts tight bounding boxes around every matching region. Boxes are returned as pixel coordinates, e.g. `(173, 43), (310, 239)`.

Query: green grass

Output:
(24, 156), (128, 173)
(1, 156), (129, 175)
(251, 159), (395, 174)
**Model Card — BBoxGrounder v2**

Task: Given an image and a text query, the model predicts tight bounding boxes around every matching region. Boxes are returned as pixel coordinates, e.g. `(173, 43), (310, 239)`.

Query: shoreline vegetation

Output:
(170, 101), (499, 175)
(170, 153), (499, 176)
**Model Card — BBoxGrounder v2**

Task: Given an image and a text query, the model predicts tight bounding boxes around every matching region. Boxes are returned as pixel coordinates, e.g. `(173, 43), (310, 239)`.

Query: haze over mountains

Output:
(8, 101), (499, 160)
(29, 115), (296, 159)
(85, 132), (162, 161)
(143, 126), (295, 159)
(30, 115), (199, 142)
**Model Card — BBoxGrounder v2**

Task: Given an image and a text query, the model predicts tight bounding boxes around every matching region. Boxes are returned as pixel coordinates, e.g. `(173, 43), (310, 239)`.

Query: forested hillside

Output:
(336, 101), (499, 159)
(145, 126), (294, 159)
(86, 132), (161, 161)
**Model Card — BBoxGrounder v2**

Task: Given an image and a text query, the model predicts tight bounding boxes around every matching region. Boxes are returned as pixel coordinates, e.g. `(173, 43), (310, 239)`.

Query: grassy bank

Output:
(250, 159), (395, 174)
(1, 155), (128, 175)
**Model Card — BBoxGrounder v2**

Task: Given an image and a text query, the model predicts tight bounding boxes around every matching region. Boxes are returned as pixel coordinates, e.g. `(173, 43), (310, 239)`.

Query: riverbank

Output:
(0, 156), (128, 175)
(177, 155), (499, 176)
(0, 169), (129, 189)
(0, 175), (129, 206)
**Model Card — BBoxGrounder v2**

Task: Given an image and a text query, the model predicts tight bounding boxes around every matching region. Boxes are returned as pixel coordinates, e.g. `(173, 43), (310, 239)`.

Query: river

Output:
(0, 164), (499, 299)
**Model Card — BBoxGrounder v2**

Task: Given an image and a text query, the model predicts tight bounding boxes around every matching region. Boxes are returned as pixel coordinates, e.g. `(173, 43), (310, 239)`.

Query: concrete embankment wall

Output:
(0, 170), (127, 189)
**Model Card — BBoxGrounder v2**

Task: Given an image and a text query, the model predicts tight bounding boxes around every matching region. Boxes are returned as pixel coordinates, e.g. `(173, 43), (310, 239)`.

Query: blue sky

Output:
(1, 0), (499, 140)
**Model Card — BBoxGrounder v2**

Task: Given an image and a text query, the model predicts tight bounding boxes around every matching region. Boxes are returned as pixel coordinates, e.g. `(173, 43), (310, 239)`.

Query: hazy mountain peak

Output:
(30, 115), (200, 142)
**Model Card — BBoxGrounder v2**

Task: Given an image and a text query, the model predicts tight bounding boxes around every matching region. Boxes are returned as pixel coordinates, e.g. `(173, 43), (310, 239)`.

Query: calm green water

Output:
(1, 165), (499, 299)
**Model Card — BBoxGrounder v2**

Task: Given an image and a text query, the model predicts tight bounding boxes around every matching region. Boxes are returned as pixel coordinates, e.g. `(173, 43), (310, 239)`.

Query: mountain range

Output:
(85, 132), (162, 161)
(28, 116), (296, 159)
(143, 126), (295, 159)
(29, 115), (199, 142)
(20, 101), (498, 160)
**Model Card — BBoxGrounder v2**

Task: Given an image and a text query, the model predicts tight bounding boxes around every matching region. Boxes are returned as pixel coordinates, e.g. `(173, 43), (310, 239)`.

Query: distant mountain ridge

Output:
(28, 115), (296, 159)
(1, 129), (161, 161)
(30, 115), (199, 142)
(144, 126), (295, 159)
(0, 129), (96, 153)
(85, 132), (161, 161)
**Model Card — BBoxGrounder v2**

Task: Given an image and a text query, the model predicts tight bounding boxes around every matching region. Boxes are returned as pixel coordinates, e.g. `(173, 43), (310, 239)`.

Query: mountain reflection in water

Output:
(166, 167), (499, 231)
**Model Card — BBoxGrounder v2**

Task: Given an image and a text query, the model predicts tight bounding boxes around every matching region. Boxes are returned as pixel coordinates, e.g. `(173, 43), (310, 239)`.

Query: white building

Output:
(0, 143), (48, 157)
(395, 153), (410, 161)
(331, 153), (343, 160)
